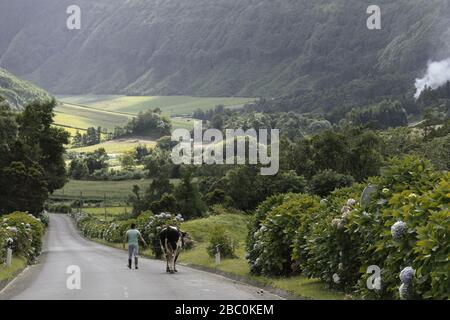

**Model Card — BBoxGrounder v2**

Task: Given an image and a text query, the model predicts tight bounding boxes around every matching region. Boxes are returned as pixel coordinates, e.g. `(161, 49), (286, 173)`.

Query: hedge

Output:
(248, 156), (449, 299)
(1, 211), (46, 264)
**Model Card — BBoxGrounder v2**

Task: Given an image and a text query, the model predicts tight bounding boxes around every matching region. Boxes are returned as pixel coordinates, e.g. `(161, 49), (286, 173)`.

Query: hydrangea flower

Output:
(341, 206), (351, 215)
(331, 218), (344, 229)
(347, 199), (356, 207)
(399, 267), (415, 285)
(391, 221), (407, 240)
(6, 226), (18, 233)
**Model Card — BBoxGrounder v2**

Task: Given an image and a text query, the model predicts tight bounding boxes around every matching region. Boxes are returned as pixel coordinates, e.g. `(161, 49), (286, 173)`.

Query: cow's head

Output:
(180, 231), (193, 249)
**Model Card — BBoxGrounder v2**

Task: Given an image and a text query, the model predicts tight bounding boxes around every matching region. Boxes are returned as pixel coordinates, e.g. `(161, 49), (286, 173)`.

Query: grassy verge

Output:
(0, 256), (27, 289)
(179, 214), (344, 300)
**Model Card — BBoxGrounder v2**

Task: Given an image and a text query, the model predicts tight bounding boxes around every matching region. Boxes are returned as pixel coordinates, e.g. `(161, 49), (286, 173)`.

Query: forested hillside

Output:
(1, 0), (449, 112)
(0, 68), (52, 110)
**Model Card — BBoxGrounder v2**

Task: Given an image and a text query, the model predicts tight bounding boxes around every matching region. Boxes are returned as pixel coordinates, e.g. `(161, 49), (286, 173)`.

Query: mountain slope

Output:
(0, 68), (53, 110)
(0, 0), (449, 111)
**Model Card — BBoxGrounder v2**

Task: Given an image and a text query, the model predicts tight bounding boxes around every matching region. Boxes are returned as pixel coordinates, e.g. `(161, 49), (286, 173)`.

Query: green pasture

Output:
(57, 95), (255, 116)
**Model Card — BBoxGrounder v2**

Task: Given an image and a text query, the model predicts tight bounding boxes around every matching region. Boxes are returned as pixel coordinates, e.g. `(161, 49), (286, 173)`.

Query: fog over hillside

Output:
(0, 0), (449, 111)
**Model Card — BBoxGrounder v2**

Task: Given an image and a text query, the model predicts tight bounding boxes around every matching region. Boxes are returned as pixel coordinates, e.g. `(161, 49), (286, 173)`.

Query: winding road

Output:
(0, 214), (280, 300)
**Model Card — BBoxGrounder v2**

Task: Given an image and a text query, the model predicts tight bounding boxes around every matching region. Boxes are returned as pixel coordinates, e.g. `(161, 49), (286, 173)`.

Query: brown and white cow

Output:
(159, 226), (187, 273)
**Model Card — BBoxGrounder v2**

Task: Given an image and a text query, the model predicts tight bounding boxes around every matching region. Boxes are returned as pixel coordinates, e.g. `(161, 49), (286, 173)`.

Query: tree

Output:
(120, 151), (135, 170)
(0, 99), (68, 215)
(85, 148), (109, 174)
(309, 169), (354, 197)
(174, 167), (205, 219)
(135, 144), (150, 163)
(15, 99), (69, 193)
(72, 130), (82, 147)
(69, 158), (89, 180)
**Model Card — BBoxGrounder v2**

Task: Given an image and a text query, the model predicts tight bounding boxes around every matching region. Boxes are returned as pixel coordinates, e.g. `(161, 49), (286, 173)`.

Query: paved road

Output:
(0, 214), (280, 300)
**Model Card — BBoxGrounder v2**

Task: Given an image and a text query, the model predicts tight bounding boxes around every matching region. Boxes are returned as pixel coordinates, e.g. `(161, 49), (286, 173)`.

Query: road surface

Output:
(0, 214), (280, 300)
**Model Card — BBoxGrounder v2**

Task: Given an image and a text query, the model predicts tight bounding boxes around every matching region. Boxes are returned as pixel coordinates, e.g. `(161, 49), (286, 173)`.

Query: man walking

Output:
(123, 223), (147, 269)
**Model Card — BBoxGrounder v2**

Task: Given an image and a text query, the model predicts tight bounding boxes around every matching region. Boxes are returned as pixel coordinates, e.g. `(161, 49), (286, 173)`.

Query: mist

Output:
(415, 58), (450, 99)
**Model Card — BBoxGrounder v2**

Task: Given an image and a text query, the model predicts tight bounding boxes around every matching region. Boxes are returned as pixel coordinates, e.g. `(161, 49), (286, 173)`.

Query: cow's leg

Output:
(165, 240), (175, 273)
(170, 254), (176, 274)
(161, 242), (170, 273)
(174, 247), (181, 272)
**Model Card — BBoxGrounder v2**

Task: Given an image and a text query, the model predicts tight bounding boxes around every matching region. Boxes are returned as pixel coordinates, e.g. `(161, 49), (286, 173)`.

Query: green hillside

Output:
(1, 0), (449, 112)
(0, 68), (52, 110)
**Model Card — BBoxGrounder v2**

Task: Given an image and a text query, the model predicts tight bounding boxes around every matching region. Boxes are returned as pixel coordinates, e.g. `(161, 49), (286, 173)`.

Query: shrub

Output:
(302, 156), (448, 299)
(251, 194), (320, 276)
(46, 203), (72, 214)
(300, 184), (366, 291)
(1, 212), (45, 263)
(246, 193), (287, 274)
(207, 226), (236, 259)
(351, 162), (448, 299)
(309, 169), (355, 197)
(140, 212), (185, 258)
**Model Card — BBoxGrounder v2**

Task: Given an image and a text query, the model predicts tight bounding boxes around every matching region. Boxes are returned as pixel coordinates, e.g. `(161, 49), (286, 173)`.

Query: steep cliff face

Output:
(0, 0), (449, 109)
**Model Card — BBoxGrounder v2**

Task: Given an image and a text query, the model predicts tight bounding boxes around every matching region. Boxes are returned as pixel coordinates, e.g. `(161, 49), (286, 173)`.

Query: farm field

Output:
(52, 179), (180, 201)
(82, 207), (132, 221)
(57, 95), (255, 116)
(54, 102), (131, 132)
(68, 137), (157, 154)
(54, 95), (252, 140)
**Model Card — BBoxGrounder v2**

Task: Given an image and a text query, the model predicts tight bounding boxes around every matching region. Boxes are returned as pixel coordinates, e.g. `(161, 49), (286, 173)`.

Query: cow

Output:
(159, 226), (187, 273)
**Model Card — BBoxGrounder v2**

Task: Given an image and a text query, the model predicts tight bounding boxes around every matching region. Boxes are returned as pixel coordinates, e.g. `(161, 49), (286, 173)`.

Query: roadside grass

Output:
(0, 256), (27, 284)
(178, 214), (344, 300)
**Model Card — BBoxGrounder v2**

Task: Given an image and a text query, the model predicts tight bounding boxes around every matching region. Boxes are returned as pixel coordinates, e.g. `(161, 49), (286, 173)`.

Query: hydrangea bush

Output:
(246, 156), (448, 300)
(249, 194), (320, 276)
(72, 211), (188, 259)
(0, 212), (45, 264)
(246, 194), (287, 274)
(300, 184), (366, 290)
